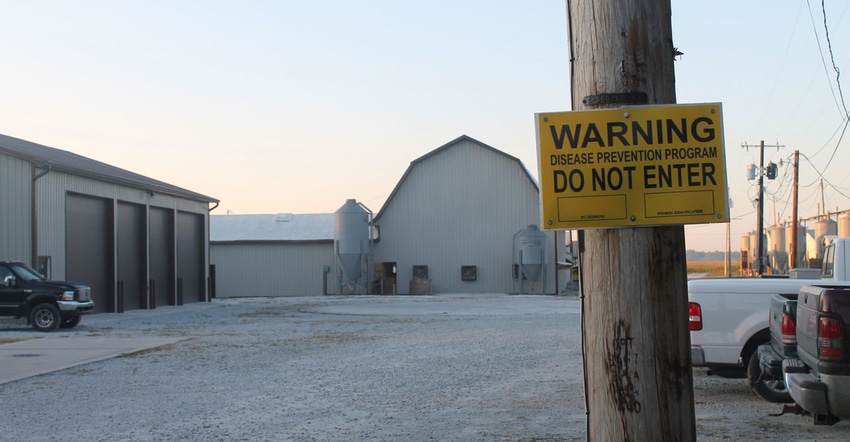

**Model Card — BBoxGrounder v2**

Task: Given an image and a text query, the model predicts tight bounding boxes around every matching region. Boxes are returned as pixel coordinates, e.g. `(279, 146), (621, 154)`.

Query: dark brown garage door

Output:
(177, 211), (205, 303)
(66, 193), (112, 313)
(150, 207), (174, 307)
(117, 201), (146, 311)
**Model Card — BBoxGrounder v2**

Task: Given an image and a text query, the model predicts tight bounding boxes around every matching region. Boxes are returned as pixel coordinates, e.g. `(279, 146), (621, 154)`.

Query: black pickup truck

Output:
(0, 261), (94, 331)
(753, 293), (797, 403)
(759, 285), (850, 425)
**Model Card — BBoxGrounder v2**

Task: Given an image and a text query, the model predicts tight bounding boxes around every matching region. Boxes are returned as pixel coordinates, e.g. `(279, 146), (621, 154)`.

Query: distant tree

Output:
(686, 250), (740, 261)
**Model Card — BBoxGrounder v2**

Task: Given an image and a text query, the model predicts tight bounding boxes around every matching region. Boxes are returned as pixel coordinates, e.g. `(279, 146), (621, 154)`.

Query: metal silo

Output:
(785, 223), (806, 269)
(740, 234), (751, 274)
(748, 232), (758, 273)
(839, 213), (850, 238)
(513, 225), (548, 294)
(334, 199), (371, 294)
(768, 225), (787, 273)
(815, 218), (837, 259)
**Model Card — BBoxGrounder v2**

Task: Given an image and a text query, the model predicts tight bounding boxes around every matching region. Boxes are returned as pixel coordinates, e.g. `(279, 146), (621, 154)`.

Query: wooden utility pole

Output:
(567, 1), (696, 440)
(742, 141), (784, 274)
(791, 150), (799, 269)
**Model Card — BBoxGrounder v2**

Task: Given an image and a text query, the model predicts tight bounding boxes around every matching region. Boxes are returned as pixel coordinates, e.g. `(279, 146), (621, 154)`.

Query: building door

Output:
(66, 193), (112, 313)
(177, 211), (205, 303)
(150, 207), (174, 307)
(117, 201), (146, 310)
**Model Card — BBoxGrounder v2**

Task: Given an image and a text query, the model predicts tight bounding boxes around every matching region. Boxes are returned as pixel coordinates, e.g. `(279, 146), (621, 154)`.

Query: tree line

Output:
(686, 250), (740, 261)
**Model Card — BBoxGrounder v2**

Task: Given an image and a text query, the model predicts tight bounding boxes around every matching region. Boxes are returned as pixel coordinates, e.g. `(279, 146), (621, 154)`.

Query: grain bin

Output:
(768, 225), (787, 273)
(839, 213), (850, 238)
(785, 223), (806, 269)
(513, 225), (547, 294)
(740, 234), (751, 272)
(815, 218), (837, 259)
(334, 199), (371, 294)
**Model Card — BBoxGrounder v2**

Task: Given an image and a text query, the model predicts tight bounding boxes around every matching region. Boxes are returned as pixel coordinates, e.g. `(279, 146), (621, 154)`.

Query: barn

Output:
(0, 134), (217, 312)
(208, 135), (567, 296)
(370, 135), (560, 295)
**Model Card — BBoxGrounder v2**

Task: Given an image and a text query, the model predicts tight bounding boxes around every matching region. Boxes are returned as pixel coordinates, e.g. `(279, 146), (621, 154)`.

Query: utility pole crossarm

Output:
(742, 141), (785, 275)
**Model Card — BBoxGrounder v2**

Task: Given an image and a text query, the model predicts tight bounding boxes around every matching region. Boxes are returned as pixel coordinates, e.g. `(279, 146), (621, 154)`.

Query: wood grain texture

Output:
(567, 0), (696, 440)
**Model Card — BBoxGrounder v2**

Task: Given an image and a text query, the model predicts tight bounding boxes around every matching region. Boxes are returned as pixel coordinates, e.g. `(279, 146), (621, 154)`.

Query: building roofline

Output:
(0, 133), (218, 203)
(373, 135), (539, 223)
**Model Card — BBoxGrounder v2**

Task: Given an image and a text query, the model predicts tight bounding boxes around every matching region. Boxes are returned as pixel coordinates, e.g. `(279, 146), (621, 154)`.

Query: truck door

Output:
(0, 264), (28, 316)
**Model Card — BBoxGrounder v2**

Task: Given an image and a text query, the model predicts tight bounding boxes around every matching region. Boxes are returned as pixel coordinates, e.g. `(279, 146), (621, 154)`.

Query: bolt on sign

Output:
(535, 103), (729, 229)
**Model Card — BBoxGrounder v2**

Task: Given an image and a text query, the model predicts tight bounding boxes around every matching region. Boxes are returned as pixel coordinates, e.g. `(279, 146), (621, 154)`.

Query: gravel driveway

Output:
(0, 294), (847, 441)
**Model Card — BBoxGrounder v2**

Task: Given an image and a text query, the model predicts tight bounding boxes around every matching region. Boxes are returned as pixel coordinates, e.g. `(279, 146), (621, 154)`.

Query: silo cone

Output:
(336, 243), (364, 284)
(514, 225), (548, 294)
(520, 250), (544, 282)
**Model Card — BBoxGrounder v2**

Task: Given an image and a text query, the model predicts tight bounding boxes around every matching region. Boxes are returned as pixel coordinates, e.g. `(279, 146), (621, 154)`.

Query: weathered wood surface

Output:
(567, 0), (696, 440)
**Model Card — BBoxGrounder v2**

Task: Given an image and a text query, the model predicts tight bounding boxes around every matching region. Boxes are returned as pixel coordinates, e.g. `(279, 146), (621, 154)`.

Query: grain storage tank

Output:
(785, 223), (806, 268)
(748, 232), (759, 271)
(740, 234), (751, 273)
(839, 213), (850, 238)
(513, 225), (548, 294)
(335, 199), (371, 294)
(815, 218), (837, 259)
(768, 225), (787, 272)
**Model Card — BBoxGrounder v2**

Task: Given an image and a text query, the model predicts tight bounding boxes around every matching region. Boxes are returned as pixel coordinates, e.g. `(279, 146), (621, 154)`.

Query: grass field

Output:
(687, 260), (742, 277)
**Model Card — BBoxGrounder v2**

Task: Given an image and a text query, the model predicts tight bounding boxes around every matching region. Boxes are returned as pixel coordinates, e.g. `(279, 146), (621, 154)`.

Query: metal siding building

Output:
(0, 152), (32, 261)
(210, 214), (337, 297)
(0, 133), (217, 312)
(371, 135), (558, 294)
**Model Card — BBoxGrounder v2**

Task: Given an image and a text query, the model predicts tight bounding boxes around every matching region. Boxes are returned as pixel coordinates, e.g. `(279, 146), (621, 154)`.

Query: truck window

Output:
(823, 244), (835, 278)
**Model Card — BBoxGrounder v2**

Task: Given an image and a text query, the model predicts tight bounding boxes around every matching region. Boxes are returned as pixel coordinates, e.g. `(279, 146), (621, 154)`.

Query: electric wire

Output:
(807, 0), (848, 120)
(821, 0), (850, 119)
(799, 153), (850, 201)
(755, 0), (806, 133)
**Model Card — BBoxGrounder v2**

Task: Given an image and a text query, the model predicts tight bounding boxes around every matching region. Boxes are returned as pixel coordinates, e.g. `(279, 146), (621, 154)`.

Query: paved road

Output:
(0, 303), (215, 384)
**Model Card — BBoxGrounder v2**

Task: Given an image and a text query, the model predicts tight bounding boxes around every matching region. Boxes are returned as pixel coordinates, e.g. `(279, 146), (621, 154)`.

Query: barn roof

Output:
(373, 135), (538, 222)
(210, 213), (335, 243)
(0, 133), (217, 203)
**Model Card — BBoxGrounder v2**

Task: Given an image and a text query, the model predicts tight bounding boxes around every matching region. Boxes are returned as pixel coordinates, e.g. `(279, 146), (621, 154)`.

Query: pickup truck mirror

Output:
(3, 275), (15, 287)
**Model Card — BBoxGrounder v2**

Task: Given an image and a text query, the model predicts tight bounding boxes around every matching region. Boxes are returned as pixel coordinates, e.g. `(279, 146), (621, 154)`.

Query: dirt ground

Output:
(0, 294), (847, 441)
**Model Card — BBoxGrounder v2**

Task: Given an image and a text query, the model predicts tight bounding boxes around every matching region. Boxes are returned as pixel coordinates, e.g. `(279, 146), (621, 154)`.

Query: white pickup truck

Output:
(688, 236), (850, 401)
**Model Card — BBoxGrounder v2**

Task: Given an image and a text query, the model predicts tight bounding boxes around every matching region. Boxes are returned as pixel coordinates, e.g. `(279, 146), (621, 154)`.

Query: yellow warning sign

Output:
(535, 103), (728, 229)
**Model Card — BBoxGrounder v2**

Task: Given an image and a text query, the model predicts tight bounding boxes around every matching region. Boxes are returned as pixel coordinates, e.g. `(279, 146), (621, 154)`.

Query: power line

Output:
(799, 152), (850, 201)
(819, 118), (850, 175)
(807, 0), (850, 120)
(820, 0), (850, 119)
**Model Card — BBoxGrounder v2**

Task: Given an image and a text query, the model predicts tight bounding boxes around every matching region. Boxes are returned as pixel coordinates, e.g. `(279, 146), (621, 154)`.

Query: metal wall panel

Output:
(0, 153), (32, 261)
(372, 139), (557, 294)
(211, 242), (336, 297)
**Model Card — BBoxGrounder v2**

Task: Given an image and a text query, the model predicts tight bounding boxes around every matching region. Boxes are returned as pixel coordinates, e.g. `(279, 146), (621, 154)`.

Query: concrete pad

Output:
(0, 337), (186, 385)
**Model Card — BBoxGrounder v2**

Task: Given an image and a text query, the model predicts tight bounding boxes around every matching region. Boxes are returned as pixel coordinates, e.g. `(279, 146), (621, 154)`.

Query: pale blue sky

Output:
(1, 1), (848, 252)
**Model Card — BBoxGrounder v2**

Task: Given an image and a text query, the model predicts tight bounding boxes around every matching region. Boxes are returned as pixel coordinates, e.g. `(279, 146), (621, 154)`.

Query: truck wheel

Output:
(29, 303), (61, 332)
(59, 315), (82, 329)
(747, 350), (792, 403)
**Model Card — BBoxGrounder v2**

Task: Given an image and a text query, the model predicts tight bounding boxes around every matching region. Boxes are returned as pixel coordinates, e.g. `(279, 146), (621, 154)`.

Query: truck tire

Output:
(29, 303), (61, 332)
(59, 315), (82, 329)
(747, 350), (792, 403)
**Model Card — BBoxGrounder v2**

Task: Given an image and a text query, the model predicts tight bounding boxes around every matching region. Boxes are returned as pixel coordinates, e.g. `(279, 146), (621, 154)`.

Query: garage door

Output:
(177, 211), (205, 303)
(66, 193), (112, 313)
(150, 207), (173, 307)
(117, 201), (146, 311)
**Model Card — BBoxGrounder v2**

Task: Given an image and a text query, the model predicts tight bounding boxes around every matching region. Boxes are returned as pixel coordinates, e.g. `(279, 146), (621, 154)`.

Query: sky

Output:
(1, 1), (848, 252)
